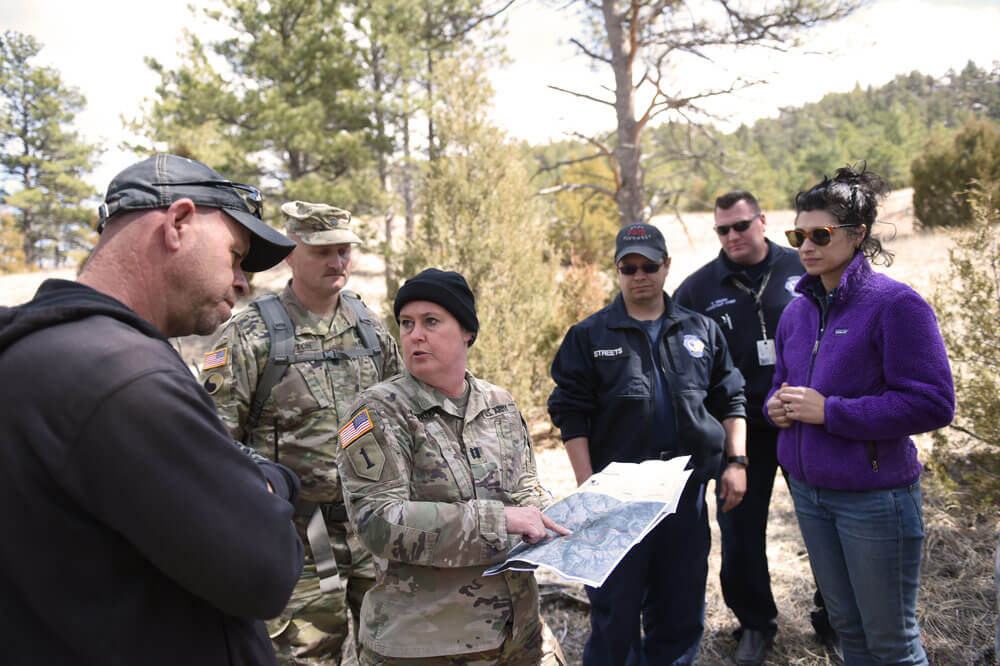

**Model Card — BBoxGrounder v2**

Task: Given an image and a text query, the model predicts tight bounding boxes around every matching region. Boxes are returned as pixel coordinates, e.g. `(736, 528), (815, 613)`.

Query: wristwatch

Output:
(727, 455), (748, 468)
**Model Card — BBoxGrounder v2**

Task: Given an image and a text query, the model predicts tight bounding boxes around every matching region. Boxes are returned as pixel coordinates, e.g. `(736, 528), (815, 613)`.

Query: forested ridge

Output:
(666, 60), (1000, 209)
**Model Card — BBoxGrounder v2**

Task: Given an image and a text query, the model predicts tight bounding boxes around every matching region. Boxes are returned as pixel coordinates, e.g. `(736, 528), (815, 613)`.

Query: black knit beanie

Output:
(393, 268), (479, 345)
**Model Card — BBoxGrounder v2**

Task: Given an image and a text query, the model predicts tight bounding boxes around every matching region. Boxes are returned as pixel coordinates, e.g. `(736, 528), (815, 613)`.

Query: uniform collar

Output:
(608, 291), (676, 329)
(279, 281), (354, 336)
(403, 368), (485, 420)
(714, 239), (778, 283)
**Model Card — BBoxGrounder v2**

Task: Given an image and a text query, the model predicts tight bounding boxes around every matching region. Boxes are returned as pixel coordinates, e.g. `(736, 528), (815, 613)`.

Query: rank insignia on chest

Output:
(339, 409), (374, 448)
(202, 347), (228, 370)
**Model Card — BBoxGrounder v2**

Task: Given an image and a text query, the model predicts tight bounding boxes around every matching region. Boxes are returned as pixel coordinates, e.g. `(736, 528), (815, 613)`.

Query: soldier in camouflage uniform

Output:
(201, 201), (403, 665)
(336, 269), (570, 666)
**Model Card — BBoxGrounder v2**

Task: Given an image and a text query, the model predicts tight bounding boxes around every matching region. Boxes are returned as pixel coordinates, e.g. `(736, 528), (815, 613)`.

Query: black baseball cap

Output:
(97, 154), (296, 272)
(614, 223), (668, 264)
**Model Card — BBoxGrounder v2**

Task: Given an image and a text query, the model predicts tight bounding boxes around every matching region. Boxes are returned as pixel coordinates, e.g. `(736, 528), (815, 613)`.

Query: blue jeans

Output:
(788, 476), (927, 666)
(583, 480), (708, 666)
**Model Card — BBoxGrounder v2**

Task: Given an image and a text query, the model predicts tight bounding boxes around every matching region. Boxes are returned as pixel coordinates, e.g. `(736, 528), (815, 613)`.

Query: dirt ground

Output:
(2, 190), (997, 664)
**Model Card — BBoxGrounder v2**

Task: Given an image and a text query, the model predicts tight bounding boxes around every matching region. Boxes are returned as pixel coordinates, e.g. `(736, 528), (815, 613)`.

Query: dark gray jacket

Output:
(0, 280), (303, 665)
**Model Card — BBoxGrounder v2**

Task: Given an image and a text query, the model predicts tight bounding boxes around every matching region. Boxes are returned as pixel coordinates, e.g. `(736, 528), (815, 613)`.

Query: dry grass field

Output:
(1, 189), (996, 664)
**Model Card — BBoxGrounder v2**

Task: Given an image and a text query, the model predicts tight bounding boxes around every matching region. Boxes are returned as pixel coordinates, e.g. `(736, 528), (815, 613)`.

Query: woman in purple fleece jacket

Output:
(765, 166), (954, 665)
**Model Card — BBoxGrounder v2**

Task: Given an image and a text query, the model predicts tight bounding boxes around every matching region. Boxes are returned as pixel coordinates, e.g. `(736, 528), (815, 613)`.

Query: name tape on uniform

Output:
(339, 410), (374, 448)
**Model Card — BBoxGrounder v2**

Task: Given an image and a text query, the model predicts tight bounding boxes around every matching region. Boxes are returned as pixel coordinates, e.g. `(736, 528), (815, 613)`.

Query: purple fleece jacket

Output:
(766, 253), (954, 491)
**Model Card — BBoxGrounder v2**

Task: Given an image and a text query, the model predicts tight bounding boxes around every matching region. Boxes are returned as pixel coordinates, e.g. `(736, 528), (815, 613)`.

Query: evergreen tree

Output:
(390, 56), (562, 406)
(135, 0), (376, 212)
(0, 210), (27, 274)
(0, 31), (98, 268)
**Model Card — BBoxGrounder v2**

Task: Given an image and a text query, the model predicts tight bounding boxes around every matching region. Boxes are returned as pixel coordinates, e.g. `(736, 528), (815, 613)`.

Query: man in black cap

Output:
(548, 223), (748, 666)
(0, 154), (303, 665)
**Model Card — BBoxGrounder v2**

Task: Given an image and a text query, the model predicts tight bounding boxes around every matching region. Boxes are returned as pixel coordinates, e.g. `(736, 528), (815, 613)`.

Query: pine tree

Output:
(0, 31), (98, 268)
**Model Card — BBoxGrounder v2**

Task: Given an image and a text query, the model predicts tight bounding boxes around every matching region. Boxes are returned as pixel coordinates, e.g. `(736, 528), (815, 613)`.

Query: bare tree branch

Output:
(548, 84), (616, 107)
(534, 151), (608, 177)
(537, 182), (615, 198)
(568, 38), (612, 64)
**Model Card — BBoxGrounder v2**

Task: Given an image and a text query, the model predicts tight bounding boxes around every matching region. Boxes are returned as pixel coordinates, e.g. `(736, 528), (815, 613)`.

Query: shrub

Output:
(930, 181), (1000, 506)
(911, 117), (1000, 229)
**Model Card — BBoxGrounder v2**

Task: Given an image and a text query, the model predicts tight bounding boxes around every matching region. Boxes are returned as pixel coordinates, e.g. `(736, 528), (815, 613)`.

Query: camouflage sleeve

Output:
(338, 399), (513, 568)
(378, 326), (403, 379)
(199, 319), (259, 442)
(510, 412), (551, 511)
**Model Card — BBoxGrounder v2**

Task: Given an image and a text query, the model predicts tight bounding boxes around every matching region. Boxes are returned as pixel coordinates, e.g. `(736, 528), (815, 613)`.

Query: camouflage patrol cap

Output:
(281, 201), (362, 246)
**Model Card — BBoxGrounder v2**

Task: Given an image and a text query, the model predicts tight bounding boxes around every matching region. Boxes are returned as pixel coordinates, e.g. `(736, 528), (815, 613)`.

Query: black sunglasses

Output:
(714, 216), (759, 236)
(618, 262), (664, 275)
(160, 179), (265, 219)
(785, 224), (860, 248)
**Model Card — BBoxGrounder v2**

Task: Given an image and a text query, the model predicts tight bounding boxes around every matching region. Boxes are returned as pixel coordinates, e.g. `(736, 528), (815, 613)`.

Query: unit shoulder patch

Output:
(202, 347), (228, 370)
(345, 431), (385, 481)
(203, 371), (224, 395)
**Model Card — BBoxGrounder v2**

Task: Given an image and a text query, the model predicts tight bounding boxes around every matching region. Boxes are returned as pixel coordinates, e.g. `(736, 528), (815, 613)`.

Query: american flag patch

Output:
(202, 347), (228, 370)
(339, 410), (374, 448)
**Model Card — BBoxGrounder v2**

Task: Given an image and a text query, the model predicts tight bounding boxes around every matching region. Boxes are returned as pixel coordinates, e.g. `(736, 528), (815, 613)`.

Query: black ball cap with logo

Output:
(97, 153), (296, 272)
(614, 223), (668, 264)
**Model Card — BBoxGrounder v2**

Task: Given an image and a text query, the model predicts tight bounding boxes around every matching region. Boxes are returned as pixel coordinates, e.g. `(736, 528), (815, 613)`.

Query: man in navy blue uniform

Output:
(548, 222), (748, 666)
(674, 191), (806, 665)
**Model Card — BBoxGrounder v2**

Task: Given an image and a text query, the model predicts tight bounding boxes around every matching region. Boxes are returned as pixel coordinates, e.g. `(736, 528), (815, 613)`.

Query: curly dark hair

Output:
(795, 163), (894, 266)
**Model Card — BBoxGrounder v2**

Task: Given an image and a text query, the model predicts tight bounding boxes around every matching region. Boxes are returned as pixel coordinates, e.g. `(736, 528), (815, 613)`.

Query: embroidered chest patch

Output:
(682, 335), (706, 358)
(785, 275), (801, 297)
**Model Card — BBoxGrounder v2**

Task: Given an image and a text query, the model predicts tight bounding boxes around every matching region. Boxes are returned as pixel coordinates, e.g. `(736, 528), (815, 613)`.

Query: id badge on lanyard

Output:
(756, 339), (776, 366)
(733, 269), (776, 367)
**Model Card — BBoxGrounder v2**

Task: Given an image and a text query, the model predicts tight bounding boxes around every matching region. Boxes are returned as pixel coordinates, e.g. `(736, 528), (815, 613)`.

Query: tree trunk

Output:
(402, 115), (416, 239)
(603, 0), (645, 226)
(371, 42), (395, 282)
(425, 47), (437, 162)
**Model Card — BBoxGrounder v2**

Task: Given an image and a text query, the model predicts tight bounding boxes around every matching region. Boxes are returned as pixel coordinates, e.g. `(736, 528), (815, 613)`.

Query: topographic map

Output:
(485, 456), (693, 587)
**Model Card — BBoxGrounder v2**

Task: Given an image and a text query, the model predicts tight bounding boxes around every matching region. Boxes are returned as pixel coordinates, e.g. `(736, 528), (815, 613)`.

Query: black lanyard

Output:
(728, 268), (772, 341)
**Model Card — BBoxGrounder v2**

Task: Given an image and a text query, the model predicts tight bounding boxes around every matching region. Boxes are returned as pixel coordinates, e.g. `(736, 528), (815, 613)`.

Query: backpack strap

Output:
(341, 290), (383, 370)
(245, 294), (295, 434)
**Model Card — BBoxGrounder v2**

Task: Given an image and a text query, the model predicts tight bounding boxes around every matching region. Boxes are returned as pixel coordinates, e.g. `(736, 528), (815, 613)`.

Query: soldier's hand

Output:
(505, 506), (571, 544)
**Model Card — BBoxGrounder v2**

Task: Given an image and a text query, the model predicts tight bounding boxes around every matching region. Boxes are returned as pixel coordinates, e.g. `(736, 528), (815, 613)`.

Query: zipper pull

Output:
(812, 339), (819, 354)
(871, 459), (879, 472)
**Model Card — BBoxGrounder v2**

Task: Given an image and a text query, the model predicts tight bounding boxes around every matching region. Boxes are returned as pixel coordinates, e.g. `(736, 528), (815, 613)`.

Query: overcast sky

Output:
(3, 0), (998, 191)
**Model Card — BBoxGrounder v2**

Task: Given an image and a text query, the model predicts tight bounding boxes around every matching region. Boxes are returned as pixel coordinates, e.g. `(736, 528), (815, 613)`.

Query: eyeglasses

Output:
(162, 179), (265, 219)
(785, 224), (860, 248)
(714, 216), (759, 236)
(618, 262), (664, 275)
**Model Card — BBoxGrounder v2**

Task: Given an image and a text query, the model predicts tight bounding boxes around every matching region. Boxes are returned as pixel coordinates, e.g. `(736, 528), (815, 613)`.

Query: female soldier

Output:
(337, 268), (569, 665)
(766, 166), (954, 665)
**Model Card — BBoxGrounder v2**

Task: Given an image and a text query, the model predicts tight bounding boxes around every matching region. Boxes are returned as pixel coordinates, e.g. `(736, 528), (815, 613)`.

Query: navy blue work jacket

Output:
(548, 292), (746, 482)
(674, 240), (804, 425)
